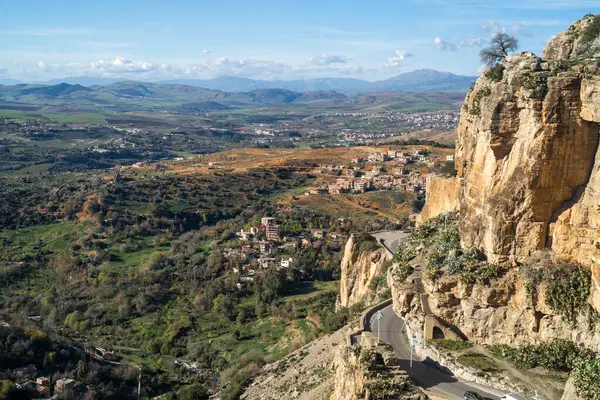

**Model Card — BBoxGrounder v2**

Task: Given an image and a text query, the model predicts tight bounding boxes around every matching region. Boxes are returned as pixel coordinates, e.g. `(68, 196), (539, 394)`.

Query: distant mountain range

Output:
(0, 80), (466, 113)
(8, 69), (476, 94)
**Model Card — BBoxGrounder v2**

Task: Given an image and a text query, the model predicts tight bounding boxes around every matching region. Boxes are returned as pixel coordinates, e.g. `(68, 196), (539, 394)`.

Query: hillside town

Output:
(231, 216), (343, 290)
(309, 148), (451, 196)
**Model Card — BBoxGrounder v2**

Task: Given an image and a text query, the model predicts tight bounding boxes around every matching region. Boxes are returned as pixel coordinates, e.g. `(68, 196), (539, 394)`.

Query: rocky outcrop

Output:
(331, 340), (427, 400)
(453, 15), (600, 311)
(338, 235), (392, 308)
(542, 17), (600, 61)
(457, 53), (600, 263)
(416, 175), (459, 225)
(390, 267), (600, 352)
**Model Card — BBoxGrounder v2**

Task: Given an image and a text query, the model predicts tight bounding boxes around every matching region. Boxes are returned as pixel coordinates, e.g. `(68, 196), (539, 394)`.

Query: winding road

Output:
(368, 304), (504, 400)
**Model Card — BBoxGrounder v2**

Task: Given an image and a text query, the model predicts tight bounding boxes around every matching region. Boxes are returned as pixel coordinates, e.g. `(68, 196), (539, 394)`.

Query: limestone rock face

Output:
(331, 343), (427, 400)
(338, 235), (391, 308)
(331, 347), (365, 400)
(543, 16), (600, 61)
(457, 52), (600, 263)
(416, 175), (459, 225)
(390, 269), (600, 352)
(453, 16), (600, 312)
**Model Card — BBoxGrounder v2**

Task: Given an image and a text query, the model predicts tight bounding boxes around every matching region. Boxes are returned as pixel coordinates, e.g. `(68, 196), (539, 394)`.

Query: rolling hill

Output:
(0, 81), (465, 115)
(19, 69), (476, 94)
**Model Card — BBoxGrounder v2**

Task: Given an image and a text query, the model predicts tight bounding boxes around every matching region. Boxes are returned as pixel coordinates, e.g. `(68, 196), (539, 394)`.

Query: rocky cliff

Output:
(452, 15), (600, 310)
(338, 234), (392, 308)
(382, 16), (600, 399)
(391, 267), (600, 352)
(331, 338), (427, 400)
(416, 175), (458, 225)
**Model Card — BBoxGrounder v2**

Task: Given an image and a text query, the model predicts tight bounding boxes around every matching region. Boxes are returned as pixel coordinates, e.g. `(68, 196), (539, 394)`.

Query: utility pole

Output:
(409, 334), (419, 373)
(376, 310), (383, 343)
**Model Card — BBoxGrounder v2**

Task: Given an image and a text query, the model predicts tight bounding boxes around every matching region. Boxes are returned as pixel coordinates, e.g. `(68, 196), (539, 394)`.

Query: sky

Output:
(1, 0), (599, 82)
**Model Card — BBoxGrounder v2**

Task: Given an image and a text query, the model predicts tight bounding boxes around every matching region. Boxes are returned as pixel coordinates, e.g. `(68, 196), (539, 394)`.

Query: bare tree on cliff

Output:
(480, 32), (519, 66)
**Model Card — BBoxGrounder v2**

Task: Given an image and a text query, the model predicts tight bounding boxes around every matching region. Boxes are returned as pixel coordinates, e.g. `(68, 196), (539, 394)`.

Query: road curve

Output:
(368, 304), (504, 400)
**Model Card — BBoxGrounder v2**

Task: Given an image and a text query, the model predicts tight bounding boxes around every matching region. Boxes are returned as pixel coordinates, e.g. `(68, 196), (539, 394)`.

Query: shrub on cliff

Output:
(572, 356), (600, 399)
(353, 233), (378, 255)
(546, 264), (591, 323)
(485, 64), (505, 82)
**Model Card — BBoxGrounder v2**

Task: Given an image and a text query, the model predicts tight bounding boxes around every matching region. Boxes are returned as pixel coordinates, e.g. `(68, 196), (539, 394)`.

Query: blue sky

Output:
(1, 0), (598, 82)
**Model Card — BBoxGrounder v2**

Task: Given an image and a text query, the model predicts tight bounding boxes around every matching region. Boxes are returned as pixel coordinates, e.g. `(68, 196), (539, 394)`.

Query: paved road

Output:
(369, 305), (504, 400)
(371, 231), (409, 255)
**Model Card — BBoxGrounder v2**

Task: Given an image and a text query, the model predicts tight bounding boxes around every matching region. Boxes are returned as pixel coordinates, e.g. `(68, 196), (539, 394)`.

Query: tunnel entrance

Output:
(432, 326), (445, 339)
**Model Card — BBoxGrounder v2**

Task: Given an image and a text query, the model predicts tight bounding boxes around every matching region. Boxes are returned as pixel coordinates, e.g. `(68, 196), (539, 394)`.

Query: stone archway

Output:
(424, 315), (460, 340)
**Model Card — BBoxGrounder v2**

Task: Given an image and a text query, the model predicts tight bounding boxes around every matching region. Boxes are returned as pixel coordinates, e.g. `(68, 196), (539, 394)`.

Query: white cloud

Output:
(89, 57), (156, 75)
(433, 37), (457, 51)
(385, 50), (413, 68)
(201, 48), (211, 55)
(482, 20), (534, 39)
(308, 54), (352, 65)
(187, 57), (289, 79)
(37, 61), (50, 70)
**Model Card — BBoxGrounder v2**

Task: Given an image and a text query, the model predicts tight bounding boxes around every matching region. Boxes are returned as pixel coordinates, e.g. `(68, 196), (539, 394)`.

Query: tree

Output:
(291, 247), (318, 280)
(480, 32), (518, 66)
(212, 293), (236, 321)
(255, 268), (282, 308)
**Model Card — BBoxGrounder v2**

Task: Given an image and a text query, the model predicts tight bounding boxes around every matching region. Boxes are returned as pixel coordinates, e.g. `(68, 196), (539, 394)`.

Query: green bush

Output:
(520, 263), (594, 324)
(572, 356), (600, 399)
(457, 352), (501, 373)
(365, 378), (411, 399)
(485, 64), (505, 82)
(354, 233), (378, 255)
(392, 262), (414, 284)
(393, 243), (416, 264)
(523, 72), (547, 91)
(468, 87), (491, 116)
(546, 264), (591, 323)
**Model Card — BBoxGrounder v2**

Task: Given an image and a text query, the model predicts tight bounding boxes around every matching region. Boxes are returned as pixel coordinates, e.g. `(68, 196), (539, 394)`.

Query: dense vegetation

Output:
(0, 162), (369, 398)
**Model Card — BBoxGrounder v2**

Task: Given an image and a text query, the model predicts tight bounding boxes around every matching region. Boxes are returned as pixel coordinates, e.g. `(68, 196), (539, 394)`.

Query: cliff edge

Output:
(451, 15), (600, 311)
